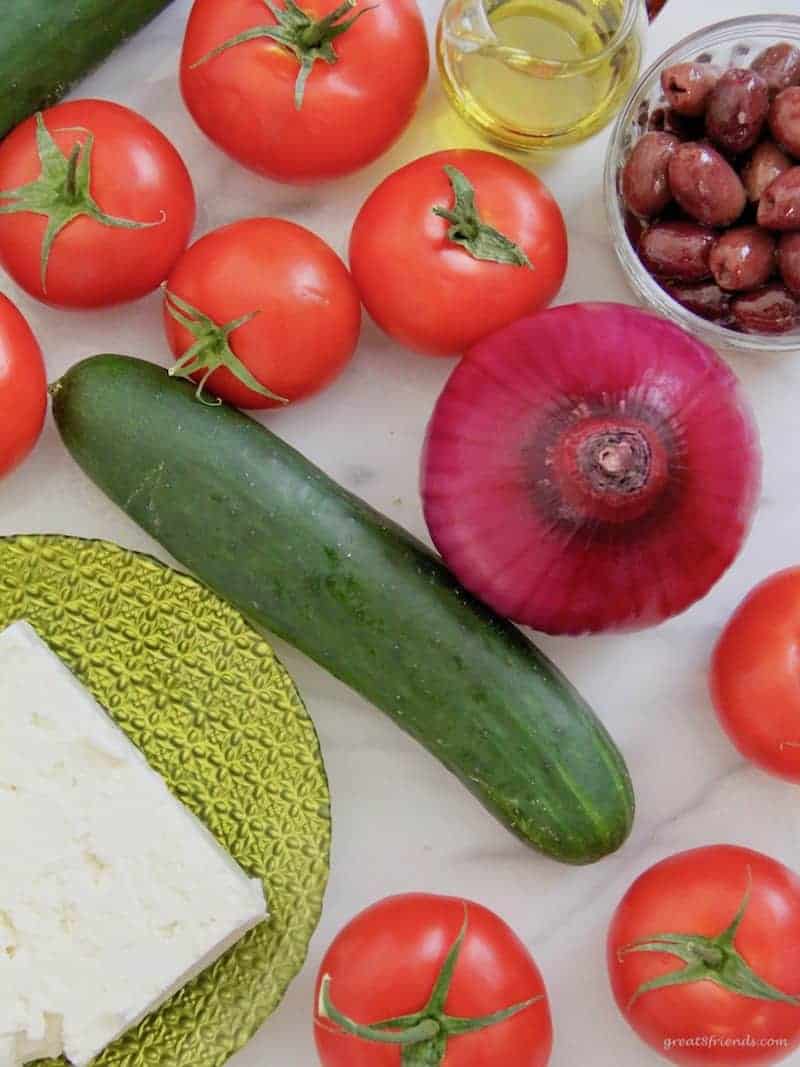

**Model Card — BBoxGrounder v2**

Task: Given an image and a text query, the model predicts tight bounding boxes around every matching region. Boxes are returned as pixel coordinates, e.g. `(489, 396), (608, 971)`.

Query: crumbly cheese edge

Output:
(0, 621), (269, 1067)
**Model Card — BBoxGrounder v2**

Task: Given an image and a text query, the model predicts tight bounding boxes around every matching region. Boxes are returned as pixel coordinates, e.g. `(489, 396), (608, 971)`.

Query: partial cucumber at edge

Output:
(0, 0), (175, 139)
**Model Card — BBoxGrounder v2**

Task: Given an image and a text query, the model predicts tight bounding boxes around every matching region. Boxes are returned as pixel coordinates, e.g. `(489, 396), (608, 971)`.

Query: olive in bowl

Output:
(742, 140), (792, 202)
(606, 15), (800, 351)
(778, 232), (800, 294)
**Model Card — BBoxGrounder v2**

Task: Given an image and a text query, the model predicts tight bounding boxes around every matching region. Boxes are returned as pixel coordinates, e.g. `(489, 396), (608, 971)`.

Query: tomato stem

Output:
(432, 166), (533, 268)
(620, 869), (800, 1008)
(191, 0), (378, 109)
(318, 977), (441, 1045)
(690, 942), (724, 967)
(64, 143), (81, 202)
(300, 0), (360, 46)
(317, 908), (543, 1067)
(163, 288), (288, 407)
(0, 113), (164, 293)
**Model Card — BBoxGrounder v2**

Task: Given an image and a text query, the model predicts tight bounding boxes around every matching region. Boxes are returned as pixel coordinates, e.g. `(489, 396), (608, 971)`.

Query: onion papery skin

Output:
(421, 303), (761, 635)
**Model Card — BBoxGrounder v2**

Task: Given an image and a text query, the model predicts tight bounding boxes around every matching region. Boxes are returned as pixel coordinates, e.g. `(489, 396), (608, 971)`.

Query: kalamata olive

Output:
(751, 42), (800, 95)
(731, 283), (798, 334)
(769, 87), (800, 157)
(742, 140), (792, 202)
(660, 62), (720, 117)
(777, 232), (800, 295)
(639, 221), (715, 281)
(705, 68), (769, 155)
(757, 167), (800, 229)
(648, 107), (706, 142)
(622, 132), (679, 217)
(624, 209), (646, 249)
(662, 280), (731, 323)
(668, 143), (746, 226)
(709, 226), (776, 291)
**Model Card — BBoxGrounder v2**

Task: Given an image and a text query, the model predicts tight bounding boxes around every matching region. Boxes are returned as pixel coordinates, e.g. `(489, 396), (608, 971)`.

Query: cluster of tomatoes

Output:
(313, 843), (800, 1067)
(310, 572), (800, 1067)
(0, 0), (567, 481)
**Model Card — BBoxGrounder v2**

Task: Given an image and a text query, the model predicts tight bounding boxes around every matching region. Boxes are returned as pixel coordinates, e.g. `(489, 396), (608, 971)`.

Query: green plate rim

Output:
(0, 532), (331, 1067)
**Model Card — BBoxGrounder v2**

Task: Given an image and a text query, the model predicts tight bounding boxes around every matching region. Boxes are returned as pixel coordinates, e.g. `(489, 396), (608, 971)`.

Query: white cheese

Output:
(0, 621), (268, 1067)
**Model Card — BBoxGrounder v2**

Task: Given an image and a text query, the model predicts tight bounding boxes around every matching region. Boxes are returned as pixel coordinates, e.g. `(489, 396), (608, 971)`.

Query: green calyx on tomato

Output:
(318, 911), (542, 1066)
(432, 166), (533, 269)
(0, 113), (164, 293)
(620, 871), (800, 1008)
(191, 0), (376, 109)
(164, 289), (288, 406)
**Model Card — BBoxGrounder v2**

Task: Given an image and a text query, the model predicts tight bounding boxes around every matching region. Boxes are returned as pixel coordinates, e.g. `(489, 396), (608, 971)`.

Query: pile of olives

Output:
(622, 42), (800, 335)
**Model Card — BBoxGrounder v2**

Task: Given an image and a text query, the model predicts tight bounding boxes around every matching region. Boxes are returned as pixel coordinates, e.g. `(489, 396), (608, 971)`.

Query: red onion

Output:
(421, 303), (761, 635)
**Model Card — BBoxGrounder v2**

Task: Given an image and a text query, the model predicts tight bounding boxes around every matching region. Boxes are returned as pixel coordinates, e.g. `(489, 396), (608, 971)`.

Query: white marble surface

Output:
(2, 0), (800, 1064)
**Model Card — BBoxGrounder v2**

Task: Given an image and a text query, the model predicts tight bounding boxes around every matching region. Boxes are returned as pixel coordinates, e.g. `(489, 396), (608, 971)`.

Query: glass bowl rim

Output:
(604, 12), (800, 355)
(481, 0), (644, 76)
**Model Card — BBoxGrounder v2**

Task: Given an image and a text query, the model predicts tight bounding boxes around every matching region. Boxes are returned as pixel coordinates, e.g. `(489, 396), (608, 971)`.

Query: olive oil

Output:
(437, 0), (644, 149)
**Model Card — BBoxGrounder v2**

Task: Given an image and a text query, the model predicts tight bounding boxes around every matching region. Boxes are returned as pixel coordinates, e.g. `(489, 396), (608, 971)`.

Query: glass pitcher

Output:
(437, 0), (650, 150)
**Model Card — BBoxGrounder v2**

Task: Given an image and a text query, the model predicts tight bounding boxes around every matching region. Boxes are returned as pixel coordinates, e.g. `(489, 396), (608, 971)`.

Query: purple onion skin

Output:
(422, 304), (761, 636)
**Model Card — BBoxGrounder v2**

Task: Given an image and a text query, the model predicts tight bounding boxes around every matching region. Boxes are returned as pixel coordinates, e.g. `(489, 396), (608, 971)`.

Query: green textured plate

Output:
(0, 534), (331, 1067)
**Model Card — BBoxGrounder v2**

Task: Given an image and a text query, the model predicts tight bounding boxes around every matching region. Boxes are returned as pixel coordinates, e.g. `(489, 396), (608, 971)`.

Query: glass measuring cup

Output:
(437, 0), (652, 150)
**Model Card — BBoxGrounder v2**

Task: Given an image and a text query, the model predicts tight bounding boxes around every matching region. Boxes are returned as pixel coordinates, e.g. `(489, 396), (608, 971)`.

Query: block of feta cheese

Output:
(0, 621), (268, 1067)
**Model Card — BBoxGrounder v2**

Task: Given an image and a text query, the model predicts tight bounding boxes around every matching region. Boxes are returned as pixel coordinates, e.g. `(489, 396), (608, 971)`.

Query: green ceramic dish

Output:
(0, 533), (331, 1067)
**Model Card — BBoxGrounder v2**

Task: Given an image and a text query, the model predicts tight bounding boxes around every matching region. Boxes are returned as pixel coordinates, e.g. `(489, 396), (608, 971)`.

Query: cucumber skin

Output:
(52, 355), (635, 865)
(0, 0), (175, 139)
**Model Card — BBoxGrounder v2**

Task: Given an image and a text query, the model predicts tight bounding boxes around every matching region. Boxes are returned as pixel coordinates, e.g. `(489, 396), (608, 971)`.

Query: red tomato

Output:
(314, 894), (553, 1067)
(608, 845), (800, 1067)
(180, 0), (428, 183)
(348, 149), (568, 356)
(0, 294), (46, 477)
(163, 217), (361, 408)
(0, 100), (195, 309)
(711, 569), (800, 783)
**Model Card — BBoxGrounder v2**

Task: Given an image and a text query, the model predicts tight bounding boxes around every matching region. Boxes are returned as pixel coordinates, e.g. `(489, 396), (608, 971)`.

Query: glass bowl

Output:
(604, 14), (800, 355)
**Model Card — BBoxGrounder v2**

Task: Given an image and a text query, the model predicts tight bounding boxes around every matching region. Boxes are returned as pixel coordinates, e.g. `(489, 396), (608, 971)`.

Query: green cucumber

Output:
(0, 0), (176, 140)
(52, 355), (635, 865)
